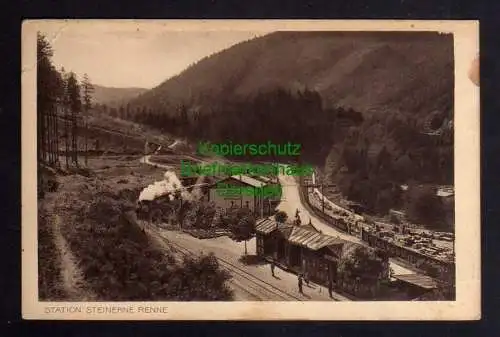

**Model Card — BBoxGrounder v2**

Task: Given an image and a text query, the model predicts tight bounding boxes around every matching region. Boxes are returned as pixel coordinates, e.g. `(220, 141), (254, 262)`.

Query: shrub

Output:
(168, 253), (233, 301)
(405, 186), (446, 229)
(274, 211), (288, 224)
(38, 168), (59, 197)
(66, 188), (233, 301)
(337, 244), (389, 297)
(182, 201), (216, 229)
(227, 208), (256, 256)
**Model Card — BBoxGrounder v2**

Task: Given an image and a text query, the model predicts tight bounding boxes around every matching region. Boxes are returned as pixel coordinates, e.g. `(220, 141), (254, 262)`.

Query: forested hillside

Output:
(128, 31), (453, 118)
(92, 85), (147, 107)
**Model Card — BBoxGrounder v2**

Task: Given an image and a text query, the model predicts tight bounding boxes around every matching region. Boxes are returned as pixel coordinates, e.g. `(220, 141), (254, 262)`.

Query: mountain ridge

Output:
(92, 85), (148, 107)
(127, 31), (453, 118)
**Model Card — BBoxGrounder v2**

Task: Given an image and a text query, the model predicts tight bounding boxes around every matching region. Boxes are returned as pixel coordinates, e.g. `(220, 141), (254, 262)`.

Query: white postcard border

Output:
(22, 19), (480, 320)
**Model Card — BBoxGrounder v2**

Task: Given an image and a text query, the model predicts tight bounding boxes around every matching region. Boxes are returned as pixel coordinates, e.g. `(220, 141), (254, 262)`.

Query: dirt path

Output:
(51, 214), (95, 301)
(39, 176), (98, 301)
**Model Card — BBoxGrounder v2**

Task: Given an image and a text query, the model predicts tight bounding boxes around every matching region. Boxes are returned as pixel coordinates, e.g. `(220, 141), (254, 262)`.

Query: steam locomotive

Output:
(136, 182), (208, 226)
(136, 192), (188, 225)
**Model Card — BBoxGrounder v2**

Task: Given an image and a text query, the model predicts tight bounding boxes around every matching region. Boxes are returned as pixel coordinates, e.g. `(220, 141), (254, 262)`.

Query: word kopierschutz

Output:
(197, 141), (301, 156)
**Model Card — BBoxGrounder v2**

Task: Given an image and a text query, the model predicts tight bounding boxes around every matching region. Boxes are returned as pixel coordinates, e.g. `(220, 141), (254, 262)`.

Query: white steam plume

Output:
(190, 175), (205, 200)
(139, 170), (192, 202)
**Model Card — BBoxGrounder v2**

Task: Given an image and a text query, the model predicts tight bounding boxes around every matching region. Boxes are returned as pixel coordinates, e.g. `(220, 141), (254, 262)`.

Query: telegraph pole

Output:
(321, 183), (325, 213)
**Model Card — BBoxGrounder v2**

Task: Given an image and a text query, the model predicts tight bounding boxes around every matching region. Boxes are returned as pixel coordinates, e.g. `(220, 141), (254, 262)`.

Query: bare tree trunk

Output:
(48, 107), (52, 165)
(37, 105), (42, 193)
(38, 108), (43, 165)
(322, 183), (325, 213)
(45, 107), (50, 165)
(71, 118), (75, 166)
(40, 110), (45, 164)
(84, 114), (88, 166)
(71, 109), (78, 168)
(52, 103), (58, 166)
(48, 106), (54, 166)
(46, 108), (51, 165)
(54, 102), (60, 167)
(65, 107), (69, 169)
(43, 109), (46, 164)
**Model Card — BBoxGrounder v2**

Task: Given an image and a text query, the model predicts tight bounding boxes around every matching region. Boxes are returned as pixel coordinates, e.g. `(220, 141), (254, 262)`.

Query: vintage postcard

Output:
(22, 19), (480, 320)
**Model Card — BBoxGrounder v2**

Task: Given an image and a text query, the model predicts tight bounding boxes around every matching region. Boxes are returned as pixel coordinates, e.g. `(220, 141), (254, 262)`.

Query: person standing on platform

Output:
(298, 274), (303, 294)
(270, 261), (276, 277)
(304, 271), (310, 286)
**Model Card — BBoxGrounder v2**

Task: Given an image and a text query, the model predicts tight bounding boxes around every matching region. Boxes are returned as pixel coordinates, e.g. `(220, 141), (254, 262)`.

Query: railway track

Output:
(151, 227), (303, 301)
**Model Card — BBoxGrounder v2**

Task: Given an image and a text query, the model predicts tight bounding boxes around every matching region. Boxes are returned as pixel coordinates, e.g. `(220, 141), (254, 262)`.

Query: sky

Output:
(39, 22), (269, 89)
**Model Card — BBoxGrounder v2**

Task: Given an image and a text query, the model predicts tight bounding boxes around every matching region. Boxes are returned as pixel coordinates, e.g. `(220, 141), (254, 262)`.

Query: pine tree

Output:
(60, 67), (71, 168)
(37, 33), (64, 171)
(119, 106), (125, 119)
(126, 103), (131, 120)
(66, 72), (81, 167)
(37, 32), (52, 166)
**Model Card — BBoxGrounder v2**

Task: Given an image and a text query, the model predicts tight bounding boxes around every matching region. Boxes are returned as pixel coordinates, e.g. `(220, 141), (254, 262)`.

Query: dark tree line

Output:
(37, 32), (94, 173)
(109, 88), (363, 165)
(331, 110), (453, 227)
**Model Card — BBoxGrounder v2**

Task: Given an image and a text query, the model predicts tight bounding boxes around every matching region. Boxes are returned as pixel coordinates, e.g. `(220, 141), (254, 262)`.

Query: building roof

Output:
(326, 241), (348, 250)
(256, 217), (351, 251)
(255, 218), (278, 234)
(288, 226), (347, 251)
(255, 218), (295, 237)
(392, 274), (439, 290)
(324, 241), (347, 258)
(301, 222), (319, 232)
(251, 175), (274, 184)
(277, 225), (294, 238)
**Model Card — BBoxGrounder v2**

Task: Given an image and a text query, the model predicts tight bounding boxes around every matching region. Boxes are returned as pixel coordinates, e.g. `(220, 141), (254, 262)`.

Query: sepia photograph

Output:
(22, 20), (479, 320)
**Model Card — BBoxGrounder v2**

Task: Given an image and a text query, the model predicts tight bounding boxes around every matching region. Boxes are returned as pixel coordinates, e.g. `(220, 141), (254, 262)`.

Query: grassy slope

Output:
(38, 113), (234, 300)
(37, 155), (169, 300)
(54, 111), (175, 157)
(38, 112), (172, 300)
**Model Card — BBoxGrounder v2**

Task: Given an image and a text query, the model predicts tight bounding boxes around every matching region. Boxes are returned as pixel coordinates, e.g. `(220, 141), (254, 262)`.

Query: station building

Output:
(255, 217), (350, 286)
(206, 175), (281, 216)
